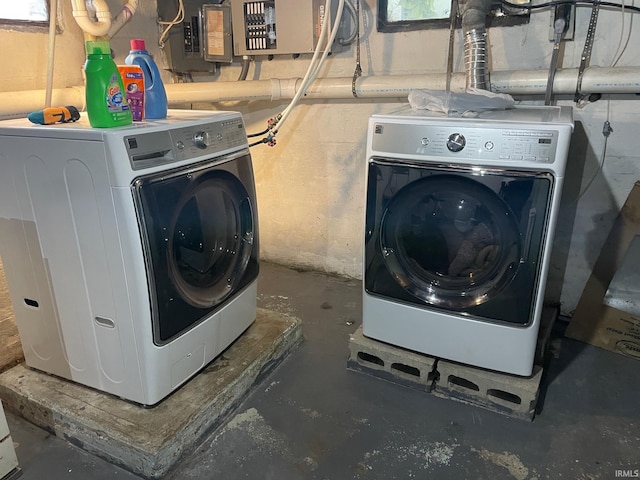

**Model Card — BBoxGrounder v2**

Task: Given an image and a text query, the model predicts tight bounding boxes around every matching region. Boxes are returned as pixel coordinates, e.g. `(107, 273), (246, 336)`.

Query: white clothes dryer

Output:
(363, 106), (573, 376)
(0, 110), (259, 405)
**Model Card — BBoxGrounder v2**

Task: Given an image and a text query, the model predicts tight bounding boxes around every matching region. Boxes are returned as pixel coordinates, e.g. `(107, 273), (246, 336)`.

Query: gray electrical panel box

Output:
(157, 0), (215, 73)
(202, 4), (234, 62)
(231, 0), (345, 56)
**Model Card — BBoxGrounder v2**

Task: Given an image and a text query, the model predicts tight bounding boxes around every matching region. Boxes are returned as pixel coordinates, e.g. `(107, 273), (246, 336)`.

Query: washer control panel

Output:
(372, 122), (560, 164)
(124, 116), (247, 170)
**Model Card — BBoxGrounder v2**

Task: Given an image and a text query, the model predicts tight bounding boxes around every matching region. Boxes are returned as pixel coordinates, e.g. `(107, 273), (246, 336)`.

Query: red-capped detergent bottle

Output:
(125, 39), (168, 119)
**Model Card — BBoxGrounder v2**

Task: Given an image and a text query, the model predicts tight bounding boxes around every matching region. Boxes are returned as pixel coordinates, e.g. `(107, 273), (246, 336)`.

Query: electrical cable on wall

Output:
(275, 0), (345, 130)
(610, 0), (634, 66)
(351, 0), (362, 98)
(545, 3), (571, 105)
(338, 0), (359, 46)
(247, 0), (346, 148)
(238, 56), (252, 81)
(158, 0), (185, 48)
(577, 101), (614, 201)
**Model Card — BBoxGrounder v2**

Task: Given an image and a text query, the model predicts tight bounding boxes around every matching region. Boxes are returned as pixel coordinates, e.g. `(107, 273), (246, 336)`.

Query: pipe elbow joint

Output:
(125, 0), (139, 16)
(95, 10), (112, 23)
(459, 0), (492, 31)
(71, 0), (112, 37)
(462, 13), (487, 32)
(73, 17), (112, 37)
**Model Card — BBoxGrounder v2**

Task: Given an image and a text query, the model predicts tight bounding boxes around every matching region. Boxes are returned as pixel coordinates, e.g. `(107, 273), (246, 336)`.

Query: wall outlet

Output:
(548, 4), (575, 41)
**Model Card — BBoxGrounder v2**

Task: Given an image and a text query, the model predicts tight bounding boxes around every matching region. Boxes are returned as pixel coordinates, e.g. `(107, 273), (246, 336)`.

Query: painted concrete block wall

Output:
(1, 0), (639, 317)
(229, 2), (640, 317)
(0, 2), (84, 92)
(0, 0), (167, 102)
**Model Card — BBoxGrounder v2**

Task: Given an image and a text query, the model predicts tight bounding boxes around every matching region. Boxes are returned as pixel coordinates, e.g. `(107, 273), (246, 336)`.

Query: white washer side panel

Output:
(0, 137), (145, 399)
(68, 153), (145, 399)
(0, 148), (69, 375)
(64, 159), (128, 383)
(23, 142), (105, 380)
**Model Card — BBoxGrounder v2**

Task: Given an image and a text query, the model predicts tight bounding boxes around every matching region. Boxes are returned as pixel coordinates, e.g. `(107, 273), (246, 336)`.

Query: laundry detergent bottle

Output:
(125, 39), (168, 119)
(84, 41), (132, 128)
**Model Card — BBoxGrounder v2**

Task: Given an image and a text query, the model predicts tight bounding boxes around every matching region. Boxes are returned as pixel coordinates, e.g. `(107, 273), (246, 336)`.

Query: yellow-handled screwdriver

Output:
(27, 106), (80, 125)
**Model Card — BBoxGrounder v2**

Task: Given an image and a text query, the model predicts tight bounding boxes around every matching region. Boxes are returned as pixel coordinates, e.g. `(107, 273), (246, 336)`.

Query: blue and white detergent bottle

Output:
(125, 39), (168, 119)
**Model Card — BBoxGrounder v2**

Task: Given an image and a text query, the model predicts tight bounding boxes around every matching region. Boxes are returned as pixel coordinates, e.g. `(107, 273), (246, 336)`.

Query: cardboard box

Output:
(565, 181), (640, 360)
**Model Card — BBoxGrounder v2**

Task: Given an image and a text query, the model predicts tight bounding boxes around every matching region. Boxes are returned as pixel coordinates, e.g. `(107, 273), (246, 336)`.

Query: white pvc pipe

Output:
(45, 0), (58, 107)
(107, 0), (138, 39)
(164, 74), (460, 102)
(71, 0), (112, 37)
(1, 67), (640, 118)
(306, 73), (462, 98)
(166, 80), (276, 104)
(491, 66), (640, 95)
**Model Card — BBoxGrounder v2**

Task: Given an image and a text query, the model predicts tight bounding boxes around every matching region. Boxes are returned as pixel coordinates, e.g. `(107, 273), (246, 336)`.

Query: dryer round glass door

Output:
(134, 152), (259, 344)
(365, 159), (554, 325)
(379, 174), (521, 309)
(168, 173), (253, 308)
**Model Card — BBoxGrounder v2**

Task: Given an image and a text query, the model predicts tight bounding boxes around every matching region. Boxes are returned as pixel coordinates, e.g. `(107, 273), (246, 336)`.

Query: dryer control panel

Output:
(371, 122), (561, 164)
(124, 116), (247, 171)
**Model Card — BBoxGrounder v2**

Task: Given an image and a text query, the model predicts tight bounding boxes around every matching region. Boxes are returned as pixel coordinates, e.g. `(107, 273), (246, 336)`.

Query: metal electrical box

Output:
(231, 0), (344, 56)
(157, 0), (215, 73)
(202, 4), (233, 63)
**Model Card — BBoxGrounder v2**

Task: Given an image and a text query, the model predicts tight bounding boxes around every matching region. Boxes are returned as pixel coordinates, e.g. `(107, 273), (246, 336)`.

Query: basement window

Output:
(377, 0), (530, 33)
(0, 1), (49, 26)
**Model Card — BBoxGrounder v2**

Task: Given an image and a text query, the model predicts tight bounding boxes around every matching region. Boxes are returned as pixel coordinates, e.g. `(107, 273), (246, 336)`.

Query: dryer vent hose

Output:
(464, 28), (489, 91)
(460, 0), (492, 91)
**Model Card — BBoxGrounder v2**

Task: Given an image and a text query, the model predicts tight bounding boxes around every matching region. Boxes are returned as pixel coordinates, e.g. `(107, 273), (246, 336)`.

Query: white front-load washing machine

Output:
(0, 110), (259, 405)
(363, 106), (573, 376)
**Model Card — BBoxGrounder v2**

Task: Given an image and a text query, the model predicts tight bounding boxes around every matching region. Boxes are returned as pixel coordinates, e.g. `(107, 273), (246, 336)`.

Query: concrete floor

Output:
(4, 261), (640, 479)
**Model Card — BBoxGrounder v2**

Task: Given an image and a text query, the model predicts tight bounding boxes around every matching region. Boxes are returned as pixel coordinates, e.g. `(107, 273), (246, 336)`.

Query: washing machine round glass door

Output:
(134, 151), (259, 344)
(365, 158), (553, 325)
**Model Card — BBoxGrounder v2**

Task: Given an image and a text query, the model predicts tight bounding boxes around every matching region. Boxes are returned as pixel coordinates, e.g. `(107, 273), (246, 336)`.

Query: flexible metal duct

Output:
(460, 0), (493, 91)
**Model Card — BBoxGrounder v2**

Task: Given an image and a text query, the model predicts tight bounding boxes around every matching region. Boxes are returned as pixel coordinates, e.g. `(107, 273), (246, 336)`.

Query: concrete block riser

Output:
(348, 325), (545, 421)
